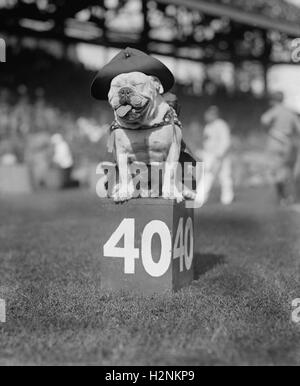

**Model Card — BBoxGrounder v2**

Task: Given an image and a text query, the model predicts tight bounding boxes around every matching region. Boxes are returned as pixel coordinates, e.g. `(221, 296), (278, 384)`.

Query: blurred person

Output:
(51, 133), (74, 170)
(197, 106), (234, 205)
(261, 91), (300, 205)
(13, 89), (32, 136)
(50, 133), (76, 188)
(34, 94), (58, 134)
(25, 133), (52, 189)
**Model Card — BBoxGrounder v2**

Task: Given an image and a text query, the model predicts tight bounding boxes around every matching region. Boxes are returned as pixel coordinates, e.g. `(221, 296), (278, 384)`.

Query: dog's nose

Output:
(119, 87), (133, 97)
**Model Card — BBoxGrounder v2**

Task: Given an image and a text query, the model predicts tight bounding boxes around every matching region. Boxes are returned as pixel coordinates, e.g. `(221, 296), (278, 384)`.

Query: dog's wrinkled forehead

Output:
(111, 72), (152, 88)
(108, 72), (164, 101)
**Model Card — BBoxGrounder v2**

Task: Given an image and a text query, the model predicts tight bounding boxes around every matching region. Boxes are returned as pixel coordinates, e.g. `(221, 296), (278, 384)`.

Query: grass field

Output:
(1, 188), (300, 366)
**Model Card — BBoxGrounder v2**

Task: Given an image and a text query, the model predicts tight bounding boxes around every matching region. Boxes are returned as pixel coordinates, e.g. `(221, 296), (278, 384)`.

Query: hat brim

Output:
(91, 49), (175, 100)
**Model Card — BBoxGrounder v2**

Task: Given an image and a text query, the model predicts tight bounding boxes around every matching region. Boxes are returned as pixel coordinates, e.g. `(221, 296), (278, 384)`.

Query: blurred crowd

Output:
(213, 0), (300, 22)
(0, 87), (112, 190)
(0, 87), (110, 162)
(0, 42), (294, 196)
(0, 83), (276, 193)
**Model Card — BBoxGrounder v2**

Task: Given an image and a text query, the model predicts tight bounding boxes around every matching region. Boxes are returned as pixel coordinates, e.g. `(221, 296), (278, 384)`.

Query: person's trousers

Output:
(270, 147), (298, 203)
(199, 152), (234, 205)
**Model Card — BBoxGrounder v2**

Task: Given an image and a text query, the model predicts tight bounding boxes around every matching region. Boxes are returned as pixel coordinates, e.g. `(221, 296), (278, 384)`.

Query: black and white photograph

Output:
(1, 0), (300, 369)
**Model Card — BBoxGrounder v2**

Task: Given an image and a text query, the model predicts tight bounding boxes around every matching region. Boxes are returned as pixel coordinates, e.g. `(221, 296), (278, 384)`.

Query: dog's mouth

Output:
(116, 101), (149, 121)
(116, 105), (133, 118)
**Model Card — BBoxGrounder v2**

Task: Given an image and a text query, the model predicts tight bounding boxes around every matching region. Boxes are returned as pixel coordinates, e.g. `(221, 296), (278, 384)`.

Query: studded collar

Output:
(110, 108), (182, 132)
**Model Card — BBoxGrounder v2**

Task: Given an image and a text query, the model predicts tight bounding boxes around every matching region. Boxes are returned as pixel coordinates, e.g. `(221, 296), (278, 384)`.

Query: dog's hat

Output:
(91, 47), (175, 100)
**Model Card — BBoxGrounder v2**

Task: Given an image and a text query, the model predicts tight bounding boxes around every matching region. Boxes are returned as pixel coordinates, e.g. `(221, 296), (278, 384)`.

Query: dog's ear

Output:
(150, 76), (164, 95)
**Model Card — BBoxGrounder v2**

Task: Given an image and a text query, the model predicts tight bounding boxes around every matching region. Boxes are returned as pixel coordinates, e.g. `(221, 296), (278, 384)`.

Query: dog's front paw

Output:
(162, 186), (184, 203)
(113, 182), (135, 203)
(149, 189), (160, 198)
(183, 188), (196, 201)
(140, 189), (150, 198)
(174, 190), (184, 203)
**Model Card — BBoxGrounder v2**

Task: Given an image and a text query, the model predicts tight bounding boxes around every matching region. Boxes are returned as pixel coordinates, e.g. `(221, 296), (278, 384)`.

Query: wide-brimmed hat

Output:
(91, 47), (175, 100)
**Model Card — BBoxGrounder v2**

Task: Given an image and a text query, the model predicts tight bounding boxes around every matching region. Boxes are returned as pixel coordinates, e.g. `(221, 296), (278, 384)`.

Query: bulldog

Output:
(107, 71), (185, 203)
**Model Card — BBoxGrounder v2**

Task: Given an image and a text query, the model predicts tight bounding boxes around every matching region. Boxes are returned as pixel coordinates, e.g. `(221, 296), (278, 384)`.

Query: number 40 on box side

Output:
(99, 199), (195, 295)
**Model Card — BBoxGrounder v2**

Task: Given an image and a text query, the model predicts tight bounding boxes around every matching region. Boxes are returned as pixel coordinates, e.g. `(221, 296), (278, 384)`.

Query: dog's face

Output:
(108, 72), (164, 125)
